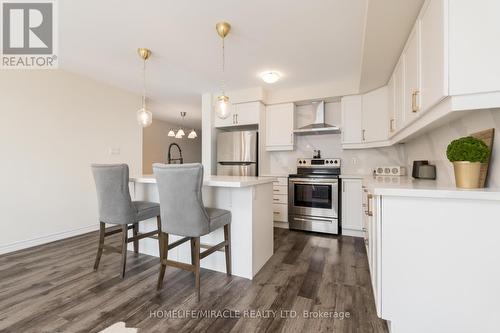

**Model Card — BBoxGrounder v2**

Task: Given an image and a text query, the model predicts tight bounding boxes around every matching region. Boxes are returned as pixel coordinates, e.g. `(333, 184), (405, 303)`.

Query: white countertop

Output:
(130, 175), (276, 188)
(343, 174), (500, 201)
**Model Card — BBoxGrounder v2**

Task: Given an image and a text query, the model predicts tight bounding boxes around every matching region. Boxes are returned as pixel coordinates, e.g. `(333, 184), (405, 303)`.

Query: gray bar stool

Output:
(153, 163), (231, 301)
(91, 164), (161, 278)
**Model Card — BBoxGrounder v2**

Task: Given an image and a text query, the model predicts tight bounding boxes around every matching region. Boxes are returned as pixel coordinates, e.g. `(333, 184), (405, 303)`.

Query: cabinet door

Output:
(387, 75), (396, 135)
(403, 23), (421, 125)
(341, 95), (362, 144)
(214, 103), (235, 128)
(420, 0), (448, 112)
(265, 103), (295, 151)
(341, 179), (363, 232)
(362, 86), (389, 142)
(234, 101), (261, 126)
(394, 58), (405, 130)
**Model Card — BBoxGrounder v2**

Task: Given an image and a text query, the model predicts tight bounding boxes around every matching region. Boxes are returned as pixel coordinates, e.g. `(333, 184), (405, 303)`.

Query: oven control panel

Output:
(297, 158), (341, 167)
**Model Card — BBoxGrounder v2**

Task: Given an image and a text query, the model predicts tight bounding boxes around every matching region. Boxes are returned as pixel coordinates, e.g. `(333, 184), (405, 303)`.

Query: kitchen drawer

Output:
(272, 177), (288, 186)
(273, 203), (288, 222)
(273, 194), (287, 204)
(272, 185), (288, 195)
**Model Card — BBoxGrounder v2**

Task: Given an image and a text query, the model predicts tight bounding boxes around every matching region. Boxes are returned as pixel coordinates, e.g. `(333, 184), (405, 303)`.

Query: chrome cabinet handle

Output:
(273, 198), (280, 201)
(390, 119), (395, 132)
(362, 129), (366, 141)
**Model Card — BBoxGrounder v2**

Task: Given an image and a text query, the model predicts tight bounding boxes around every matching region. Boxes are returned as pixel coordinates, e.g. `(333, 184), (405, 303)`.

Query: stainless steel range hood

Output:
(293, 101), (341, 135)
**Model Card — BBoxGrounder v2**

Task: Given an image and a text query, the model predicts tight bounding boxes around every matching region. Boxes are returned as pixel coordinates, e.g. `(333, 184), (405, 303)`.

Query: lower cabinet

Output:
(341, 178), (364, 236)
(272, 177), (288, 223)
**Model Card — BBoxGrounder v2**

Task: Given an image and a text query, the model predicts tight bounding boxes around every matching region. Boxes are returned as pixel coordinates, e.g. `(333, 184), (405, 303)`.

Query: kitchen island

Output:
(129, 175), (275, 279)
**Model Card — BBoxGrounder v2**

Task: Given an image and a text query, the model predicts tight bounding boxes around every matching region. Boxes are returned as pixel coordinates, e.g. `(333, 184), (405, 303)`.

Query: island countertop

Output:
(130, 174), (276, 188)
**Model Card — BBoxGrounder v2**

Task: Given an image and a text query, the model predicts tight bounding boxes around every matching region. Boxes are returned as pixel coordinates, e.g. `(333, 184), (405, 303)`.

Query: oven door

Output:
(288, 178), (338, 218)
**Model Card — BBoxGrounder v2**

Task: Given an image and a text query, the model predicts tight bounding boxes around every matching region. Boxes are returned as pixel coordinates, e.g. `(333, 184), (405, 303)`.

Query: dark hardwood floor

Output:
(0, 227), (388, 333)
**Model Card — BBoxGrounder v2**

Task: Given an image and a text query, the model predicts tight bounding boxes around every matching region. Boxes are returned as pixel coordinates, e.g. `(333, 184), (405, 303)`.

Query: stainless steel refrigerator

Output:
(217, 130), (258, 176)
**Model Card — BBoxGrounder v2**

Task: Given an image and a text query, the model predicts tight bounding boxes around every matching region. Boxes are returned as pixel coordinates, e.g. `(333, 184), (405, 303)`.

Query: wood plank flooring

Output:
(0, 228), (388, 333)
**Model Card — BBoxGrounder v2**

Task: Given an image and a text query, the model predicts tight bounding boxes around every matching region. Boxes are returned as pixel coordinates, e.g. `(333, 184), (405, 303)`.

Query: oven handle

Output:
(289, 178), (338, 184)
(292, 216), (333, 223)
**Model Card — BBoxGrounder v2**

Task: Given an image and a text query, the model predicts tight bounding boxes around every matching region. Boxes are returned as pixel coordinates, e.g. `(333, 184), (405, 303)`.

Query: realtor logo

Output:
(1, 0), (58, 68)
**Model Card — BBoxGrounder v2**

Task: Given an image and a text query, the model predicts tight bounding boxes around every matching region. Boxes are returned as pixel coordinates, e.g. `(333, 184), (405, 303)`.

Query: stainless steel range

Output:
(288, 158), (341, 234)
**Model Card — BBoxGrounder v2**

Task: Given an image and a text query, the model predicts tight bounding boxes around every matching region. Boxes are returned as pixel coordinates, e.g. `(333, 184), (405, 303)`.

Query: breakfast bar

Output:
(129, 175), (275, 279)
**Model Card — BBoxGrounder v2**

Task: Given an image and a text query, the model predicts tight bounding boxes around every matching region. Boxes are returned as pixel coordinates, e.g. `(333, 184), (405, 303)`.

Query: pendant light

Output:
(171, 112), (197, 139)
(214, 22), (231, 119)
(136, 48), (153, 127)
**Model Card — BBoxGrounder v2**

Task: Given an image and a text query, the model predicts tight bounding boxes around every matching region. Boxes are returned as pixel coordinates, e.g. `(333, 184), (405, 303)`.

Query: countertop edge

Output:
(129, 176), (277, 188)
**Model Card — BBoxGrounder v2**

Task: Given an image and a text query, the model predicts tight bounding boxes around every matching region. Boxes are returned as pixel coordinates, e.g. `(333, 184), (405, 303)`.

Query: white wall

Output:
(0, 70), (142, 253)
(261, 102), (406, 175)
(143, 119), (201, 174)
(404, 108), (500, 187)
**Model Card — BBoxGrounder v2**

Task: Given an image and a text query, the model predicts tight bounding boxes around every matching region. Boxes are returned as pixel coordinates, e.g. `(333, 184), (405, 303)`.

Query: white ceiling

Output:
(59, 0), (423, 128)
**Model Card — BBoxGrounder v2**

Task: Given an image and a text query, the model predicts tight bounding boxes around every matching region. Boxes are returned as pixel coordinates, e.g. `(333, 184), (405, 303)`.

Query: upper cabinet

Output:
(265, 103), (295, 151)
(403, 23), (421, 125)
(341, 87), (389, 148)
(420, 0), (448, 112)
(362, 86), (389, 143)
(214, 101), (262, 128)
(341, 95), (362, 144)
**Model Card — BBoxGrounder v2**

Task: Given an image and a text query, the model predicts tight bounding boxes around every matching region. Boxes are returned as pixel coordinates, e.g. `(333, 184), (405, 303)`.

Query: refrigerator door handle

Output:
(218, 161), (254, 166)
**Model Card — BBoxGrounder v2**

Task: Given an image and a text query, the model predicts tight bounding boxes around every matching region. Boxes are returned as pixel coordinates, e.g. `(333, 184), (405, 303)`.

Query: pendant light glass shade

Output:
(137, 107), (152, 127)
(176, 128), (185, 137)
(215, 95), (230, 119)
(188, 129), (197, 139)
(167, 129), (175, 137)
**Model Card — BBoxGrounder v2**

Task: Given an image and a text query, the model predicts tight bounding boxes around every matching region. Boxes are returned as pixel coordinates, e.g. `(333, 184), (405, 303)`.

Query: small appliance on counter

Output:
(374, 166), (407, 176)
(412, 160), (437, 180)
(288, 157), (341, 235)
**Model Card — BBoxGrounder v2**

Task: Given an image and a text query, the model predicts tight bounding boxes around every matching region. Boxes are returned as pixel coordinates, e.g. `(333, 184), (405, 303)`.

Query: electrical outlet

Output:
(109, 147), (121, 155)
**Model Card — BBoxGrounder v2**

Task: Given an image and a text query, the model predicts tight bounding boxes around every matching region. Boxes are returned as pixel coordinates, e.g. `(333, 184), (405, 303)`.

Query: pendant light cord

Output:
(221, 36), (225, 95)
(142, 58), (147, 109)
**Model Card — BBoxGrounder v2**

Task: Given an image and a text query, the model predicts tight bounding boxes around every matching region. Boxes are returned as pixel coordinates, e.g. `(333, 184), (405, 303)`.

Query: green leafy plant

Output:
(446, 136), (490, 163)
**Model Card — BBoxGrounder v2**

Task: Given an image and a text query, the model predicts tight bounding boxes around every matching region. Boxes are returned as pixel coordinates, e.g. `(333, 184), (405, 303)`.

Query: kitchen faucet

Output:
(167, 143), (183, 164)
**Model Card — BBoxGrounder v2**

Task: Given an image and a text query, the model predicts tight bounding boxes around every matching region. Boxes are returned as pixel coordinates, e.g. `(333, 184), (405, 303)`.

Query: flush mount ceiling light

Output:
(169, 112), (197, 139)
(136, 48), (153, 127)
(214, 21), (231, 120)
(260, 71), (281, 84)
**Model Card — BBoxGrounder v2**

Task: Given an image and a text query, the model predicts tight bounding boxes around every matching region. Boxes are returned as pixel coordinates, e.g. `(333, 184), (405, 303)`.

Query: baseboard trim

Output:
(0, 224), (99, 255)
(341, 228), (364, 238)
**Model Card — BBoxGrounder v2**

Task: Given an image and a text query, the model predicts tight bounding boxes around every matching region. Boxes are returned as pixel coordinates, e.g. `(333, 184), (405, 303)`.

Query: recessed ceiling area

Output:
(359, 0), (425, 93)
(58, 0), (424, 128)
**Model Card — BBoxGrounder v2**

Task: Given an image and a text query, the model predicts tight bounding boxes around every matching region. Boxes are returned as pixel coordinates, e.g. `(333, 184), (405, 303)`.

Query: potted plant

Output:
(446, 136), (490, 188)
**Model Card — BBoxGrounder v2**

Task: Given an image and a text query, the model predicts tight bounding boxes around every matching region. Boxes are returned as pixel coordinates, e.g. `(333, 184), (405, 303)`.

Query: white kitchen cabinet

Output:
(362, 86), (389, 142)
(387, 75), (396, 134)
(214, 101), (261, 128)
(233, 101), (262, 126)
(341, 95), (363, 144)
(393, 58), (405, 131)
(403, 23), (421, 126)
(272, 177), (289, 224)
(420, 0), (448, 112)
(341, 179), (363, 237)
(265, 103), (295, 151)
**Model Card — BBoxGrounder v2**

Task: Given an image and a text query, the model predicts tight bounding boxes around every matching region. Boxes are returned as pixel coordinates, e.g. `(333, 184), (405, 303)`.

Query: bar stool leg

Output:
(132, 223), (139, 254)
(157, 232), (169, 290)
(193, 237), (201, 302)
(120, 224), (128, 278)
(93, 222), (105, 271)
(224, 224), (232, 276)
